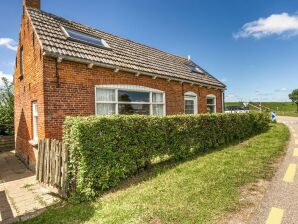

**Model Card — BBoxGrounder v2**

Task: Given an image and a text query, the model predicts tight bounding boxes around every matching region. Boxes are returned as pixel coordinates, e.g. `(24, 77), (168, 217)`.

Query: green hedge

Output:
(63, 112), (270, 201)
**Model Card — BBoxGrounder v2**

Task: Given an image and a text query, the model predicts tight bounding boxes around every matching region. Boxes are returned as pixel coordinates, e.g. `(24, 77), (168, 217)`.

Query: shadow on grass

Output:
(19, 201), (96, 224)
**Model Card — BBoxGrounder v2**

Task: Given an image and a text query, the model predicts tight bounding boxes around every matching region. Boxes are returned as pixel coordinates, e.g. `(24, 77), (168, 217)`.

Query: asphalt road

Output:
(249, 116), (298, 224)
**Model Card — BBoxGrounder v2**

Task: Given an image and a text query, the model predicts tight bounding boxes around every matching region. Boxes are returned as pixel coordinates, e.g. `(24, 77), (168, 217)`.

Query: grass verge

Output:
(277, 111), (298, 117)
(20, 123), (289, 224)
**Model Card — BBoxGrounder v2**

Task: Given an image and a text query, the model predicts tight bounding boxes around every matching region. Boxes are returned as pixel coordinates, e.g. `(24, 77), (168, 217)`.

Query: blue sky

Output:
(1, 0), (297, 102)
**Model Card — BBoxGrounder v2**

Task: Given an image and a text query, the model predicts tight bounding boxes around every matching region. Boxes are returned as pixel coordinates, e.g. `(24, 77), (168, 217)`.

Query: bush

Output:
(0, 77), (14, 136)
(63, 112), (270, 201)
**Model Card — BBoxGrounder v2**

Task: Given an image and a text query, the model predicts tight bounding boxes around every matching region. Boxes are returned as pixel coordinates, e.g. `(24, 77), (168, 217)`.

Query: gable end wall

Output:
(14, 9), (45, 171)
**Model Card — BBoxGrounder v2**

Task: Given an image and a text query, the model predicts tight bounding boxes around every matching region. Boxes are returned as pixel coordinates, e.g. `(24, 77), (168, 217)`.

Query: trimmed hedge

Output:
(63, 112), (269, 200)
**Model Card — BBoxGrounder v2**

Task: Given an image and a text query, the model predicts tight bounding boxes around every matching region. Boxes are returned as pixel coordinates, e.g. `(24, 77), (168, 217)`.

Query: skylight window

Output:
(62, 27), (110, 48)
(186, 64), (204, 74)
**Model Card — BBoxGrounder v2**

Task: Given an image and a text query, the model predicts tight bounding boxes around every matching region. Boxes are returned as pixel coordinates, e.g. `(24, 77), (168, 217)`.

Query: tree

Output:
(0, 77), (14, 135)
(289, 89), (298, 113)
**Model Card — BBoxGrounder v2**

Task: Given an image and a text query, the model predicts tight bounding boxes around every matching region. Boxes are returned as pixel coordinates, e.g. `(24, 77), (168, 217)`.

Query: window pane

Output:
(153, 104), (164, 116)
(118, 91), (149, 102)
(207, 98), (215, 105)
(20, 47), (24, 76)
(32, 102), (38, 116)
(186, 64), (204, 74)
(152, 93), (163, 103)
(32, 102), (38, 141)
(97, 103), (116, 115)
(118, 104), (150, 115)
(185, 100), (194, 114)
(207, 105), (215, 113)
(66, 28), (104, 47)
(96, 89), (115, 102)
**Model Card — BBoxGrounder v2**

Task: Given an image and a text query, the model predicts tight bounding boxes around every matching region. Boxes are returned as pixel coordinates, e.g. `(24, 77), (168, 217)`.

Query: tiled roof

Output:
(27, 8), (225, 88)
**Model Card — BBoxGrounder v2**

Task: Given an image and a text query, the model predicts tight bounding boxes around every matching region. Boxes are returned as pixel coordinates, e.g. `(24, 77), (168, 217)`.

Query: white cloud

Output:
(275, 87), (289, 92)
(0, 38), (17, 51)
(234, 13), (298, 39)
(0, 71), (13, 83)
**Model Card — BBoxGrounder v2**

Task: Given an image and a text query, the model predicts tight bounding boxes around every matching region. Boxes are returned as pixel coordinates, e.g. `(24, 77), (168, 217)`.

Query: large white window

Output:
(207, 94), (216, 113)
(184, 92), (197, 114)
(32, 101), (38, 142)
(95, 85), (165, 116)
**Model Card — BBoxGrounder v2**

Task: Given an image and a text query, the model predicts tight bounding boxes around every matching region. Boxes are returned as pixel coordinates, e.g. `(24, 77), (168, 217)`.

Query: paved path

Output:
(0, 151), (59, 224)
(249, 116), (298, 224)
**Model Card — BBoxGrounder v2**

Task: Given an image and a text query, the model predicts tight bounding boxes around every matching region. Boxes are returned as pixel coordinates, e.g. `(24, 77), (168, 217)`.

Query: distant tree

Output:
(289, 89), (298, 112)
(0, 77), (14, 135)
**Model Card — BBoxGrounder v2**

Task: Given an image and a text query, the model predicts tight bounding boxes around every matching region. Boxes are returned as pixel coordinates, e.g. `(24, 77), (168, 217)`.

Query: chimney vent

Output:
(23, 0), (40, 10)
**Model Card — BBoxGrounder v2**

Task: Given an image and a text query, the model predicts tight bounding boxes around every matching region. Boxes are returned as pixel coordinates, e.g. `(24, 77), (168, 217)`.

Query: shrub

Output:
(0, 77), (14, 136)
(63, 112), (270, 201)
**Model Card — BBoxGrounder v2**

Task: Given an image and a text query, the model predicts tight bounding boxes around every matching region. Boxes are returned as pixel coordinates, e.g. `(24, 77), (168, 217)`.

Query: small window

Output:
(20, 46), (24, 79)
(32, 101), (38, 142)
(95, 85), (165, 116)
(184, 92), (197, 114)
(207, 94), (216, 113)
(186, 64), (204, 74)
(62, 27), (110, 48)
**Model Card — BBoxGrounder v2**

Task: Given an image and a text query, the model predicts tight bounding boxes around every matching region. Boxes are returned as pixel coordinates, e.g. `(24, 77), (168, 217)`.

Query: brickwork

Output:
(23, 0), (40, 10)
(14, 5), (224, 171)
(42, 57), (223, 139)
(14, 9), (45, 171)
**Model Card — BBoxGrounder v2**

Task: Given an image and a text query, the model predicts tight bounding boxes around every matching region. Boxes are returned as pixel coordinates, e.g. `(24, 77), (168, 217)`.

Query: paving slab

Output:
(0, 150), (60, 223)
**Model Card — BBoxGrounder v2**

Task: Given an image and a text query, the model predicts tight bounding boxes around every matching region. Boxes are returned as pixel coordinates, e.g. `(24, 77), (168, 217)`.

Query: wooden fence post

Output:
(37, 138), (68, 197)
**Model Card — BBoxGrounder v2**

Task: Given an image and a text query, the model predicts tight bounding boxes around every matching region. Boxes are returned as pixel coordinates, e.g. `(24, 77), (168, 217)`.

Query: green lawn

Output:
(225, 102), (298, 117)
(21, 124), (289, 224)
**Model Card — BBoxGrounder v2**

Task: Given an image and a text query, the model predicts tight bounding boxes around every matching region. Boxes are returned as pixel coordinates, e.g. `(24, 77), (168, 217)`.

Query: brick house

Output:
(14, 0), (226, 171)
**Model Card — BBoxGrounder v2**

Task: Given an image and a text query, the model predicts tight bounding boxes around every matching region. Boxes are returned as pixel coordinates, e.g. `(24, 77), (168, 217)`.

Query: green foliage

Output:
(20, 124), (289, 224)
(225, 101), (298, 116)
(0, 77), (14, 135)
(289, 89), (298, 112)
(63, 112), (270, 201)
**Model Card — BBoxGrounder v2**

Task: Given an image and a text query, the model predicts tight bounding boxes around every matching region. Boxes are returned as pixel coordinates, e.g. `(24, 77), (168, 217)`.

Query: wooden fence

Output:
(0, 135), (14, 152)
(36, 139), (68, 197)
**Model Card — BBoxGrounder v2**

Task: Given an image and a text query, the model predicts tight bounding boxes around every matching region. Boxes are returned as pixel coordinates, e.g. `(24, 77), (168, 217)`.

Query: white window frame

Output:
(32, 101), (38, 142)
(61, 26), (111, 49)
(207, 94), (216, 113)
(184, 91), (198, 114)
(95, 85), (166, 116)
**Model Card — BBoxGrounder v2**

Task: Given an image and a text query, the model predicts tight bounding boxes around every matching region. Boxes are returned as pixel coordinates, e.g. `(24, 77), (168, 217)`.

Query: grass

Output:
(20, 124), (289, 224)
(225, 102), (298, 117)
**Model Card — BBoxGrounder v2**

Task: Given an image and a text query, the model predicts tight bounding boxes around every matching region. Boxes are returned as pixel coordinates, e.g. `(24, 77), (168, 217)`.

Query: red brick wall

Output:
(23, 0), (40, 10)
(43, 57), (223, 140)
(14, 10), (45, 171)
(14, 9), (223, 172)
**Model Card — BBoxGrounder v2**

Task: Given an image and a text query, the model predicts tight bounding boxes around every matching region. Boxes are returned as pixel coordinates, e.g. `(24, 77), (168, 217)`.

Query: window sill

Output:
(28, 140), (38, 147)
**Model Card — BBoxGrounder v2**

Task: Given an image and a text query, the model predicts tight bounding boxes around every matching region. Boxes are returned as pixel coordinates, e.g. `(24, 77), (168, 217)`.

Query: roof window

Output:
(62, 26), (110, 48)
(186, 64), (204, 74)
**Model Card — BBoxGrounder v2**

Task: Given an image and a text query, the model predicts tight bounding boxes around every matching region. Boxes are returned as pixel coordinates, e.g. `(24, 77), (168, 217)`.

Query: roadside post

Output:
(271, 111), (276, 122)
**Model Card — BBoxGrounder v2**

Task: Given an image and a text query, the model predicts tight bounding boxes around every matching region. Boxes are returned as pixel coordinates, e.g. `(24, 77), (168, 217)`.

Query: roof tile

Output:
(27, 8), (225, 88)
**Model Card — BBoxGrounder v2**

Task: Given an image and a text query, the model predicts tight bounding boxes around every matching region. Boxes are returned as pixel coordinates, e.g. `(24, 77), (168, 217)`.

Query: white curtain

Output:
(96, 89), (115, 101)
(96, 103), (115, 115)
(153, 104), (164, 115)
(152, 93), (163, 103)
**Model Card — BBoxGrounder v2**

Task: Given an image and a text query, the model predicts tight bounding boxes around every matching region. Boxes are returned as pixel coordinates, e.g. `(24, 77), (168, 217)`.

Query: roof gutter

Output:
(43, 51), (226, 91)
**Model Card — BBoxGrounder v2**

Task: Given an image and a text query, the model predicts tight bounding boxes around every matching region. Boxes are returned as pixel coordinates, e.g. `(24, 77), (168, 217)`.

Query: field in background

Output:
(225, 102), (298, 117)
